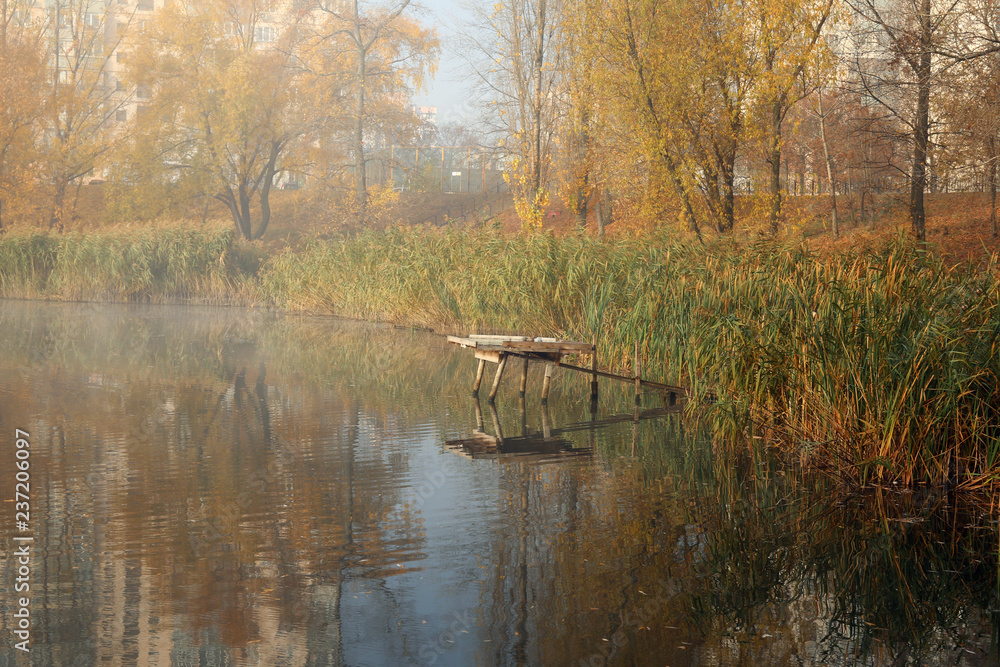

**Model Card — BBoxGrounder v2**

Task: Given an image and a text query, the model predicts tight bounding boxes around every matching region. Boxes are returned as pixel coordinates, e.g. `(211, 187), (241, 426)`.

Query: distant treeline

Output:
(3, 0), (1000, 241)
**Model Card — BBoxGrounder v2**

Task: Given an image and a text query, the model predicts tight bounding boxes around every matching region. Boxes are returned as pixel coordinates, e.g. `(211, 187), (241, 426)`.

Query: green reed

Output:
(263, 228), (1000, 486)
(3, 223), (998, 485)
(0, 225), (261, 302)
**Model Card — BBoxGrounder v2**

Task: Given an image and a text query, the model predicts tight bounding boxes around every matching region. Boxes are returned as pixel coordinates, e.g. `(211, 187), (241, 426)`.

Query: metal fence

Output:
(364, 146), (511, 194)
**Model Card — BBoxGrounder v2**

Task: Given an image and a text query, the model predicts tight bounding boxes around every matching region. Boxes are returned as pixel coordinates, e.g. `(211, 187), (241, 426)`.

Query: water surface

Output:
(0, 302), (996, 666)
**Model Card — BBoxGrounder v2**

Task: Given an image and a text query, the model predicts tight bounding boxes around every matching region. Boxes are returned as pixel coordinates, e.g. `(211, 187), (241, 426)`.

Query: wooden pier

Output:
(447, 334), (686, 404)
(444, 397), (682, 462)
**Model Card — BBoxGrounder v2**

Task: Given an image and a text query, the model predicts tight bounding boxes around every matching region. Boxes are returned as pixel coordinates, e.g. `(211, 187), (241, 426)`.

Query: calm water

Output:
(0, 302), (997, 666)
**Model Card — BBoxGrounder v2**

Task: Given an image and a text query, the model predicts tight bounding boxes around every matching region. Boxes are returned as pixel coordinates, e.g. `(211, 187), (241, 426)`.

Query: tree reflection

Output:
(1, 301), (998, 666)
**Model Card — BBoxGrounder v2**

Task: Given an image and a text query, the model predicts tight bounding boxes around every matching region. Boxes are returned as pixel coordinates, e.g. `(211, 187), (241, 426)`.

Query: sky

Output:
(410, 0), (479, 126)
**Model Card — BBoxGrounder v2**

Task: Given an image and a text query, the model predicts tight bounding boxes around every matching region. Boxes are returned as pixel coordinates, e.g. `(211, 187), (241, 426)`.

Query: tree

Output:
(41, 0), (134, 229)
(310, 0), (438, 224)
(841, 0), (986, 241)
(0, 2), (45, 229)
(814, 85), (842, 236)
(555, 0), (597, 229)
(939, 50), (1000, 236)
(460, 0), (561, 230)
(750, 0), (834, 233)
(124, 0), (312, 240)
(585, 0), (751, 236)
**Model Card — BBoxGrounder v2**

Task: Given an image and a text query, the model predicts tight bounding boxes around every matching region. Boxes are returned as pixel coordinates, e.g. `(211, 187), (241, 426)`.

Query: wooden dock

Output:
(444, 397), (682, 462)
(447, 334), (686, 404)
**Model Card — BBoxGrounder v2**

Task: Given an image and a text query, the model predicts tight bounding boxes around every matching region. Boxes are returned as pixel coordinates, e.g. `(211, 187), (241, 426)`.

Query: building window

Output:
(136, 85), (150, 99)
(116, 110), (127, 122)
(116, 79), (124, 91)
(257, 25), (275, 43)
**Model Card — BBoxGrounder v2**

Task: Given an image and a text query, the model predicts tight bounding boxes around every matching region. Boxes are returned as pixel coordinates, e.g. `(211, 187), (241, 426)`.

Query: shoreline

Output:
(3, 223), (999, 487)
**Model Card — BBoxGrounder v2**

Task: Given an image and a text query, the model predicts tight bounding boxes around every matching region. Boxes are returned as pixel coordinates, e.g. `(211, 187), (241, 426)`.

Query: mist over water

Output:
(0, 302), (996, 666)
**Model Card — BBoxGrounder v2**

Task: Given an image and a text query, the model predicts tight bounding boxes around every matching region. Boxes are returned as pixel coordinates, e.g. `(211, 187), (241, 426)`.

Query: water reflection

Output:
(0, 302), (995, 666)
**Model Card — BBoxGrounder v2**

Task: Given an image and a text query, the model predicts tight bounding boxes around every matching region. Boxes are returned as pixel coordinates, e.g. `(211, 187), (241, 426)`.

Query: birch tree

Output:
(311, 0), (438, 224)
(42, 0), (134, 229)
(461, 0), (561, 230)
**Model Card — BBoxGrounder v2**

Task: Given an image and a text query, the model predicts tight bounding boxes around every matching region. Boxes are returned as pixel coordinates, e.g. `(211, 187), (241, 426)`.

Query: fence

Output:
(364, 146), (511, 194)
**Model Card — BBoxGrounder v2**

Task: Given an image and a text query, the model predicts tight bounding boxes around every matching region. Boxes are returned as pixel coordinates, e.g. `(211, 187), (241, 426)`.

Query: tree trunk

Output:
(989, 135), (997, 238)
(595, 188), (612, 238)
(768, 101), (783, 235)
(532, 0), (546, 202)
(575, 106), (590, 230)
(239, 184), (253, 240)
(721, 147), (736, 235)
(49, 177), (67, 230)
(216, 189), (247, 240)
(353, 0), (368, 224)
(817, 89), (839, 238)
(910, 0), (931, 243)
(252, 143), (281, 241)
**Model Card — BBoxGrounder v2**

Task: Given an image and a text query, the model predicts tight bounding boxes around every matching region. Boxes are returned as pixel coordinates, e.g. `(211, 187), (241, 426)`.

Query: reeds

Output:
(0, 225), (261, 302)
(3, 222), (998, 485)
(263, 228), (1000, 487)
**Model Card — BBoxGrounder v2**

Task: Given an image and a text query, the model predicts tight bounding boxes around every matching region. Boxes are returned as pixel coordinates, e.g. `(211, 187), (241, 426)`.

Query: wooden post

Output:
(474, 396), (484, 431)
(541, 402), (552, 440)
(519, 396), (527, 435)
(472, 359), (486, 395)
(519, 356), (529, 397)
(489, 353), (508, 401)
(590, 343), (599, 405)
(489, 401), (504, 443)
(440, 146), (445, 192)
(634, 340), (641, 405)
(541, 361), (556, 404)
(467, 147), (472, 194)
(632, 406), (639, 456)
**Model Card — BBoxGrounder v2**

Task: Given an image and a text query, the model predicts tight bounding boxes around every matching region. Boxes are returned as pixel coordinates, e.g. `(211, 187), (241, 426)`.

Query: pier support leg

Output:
(474, 396), (484, 431)
(473, 359), (486, 395)
(590, 348), (599, 400)
(541, 362), (556, 404)
(489, 354), (508, 402)
(489, 401), (504, 443)
(541, 402), (552, 440)
(519, 395), (527, 436)
(634, 341), (641, 405)
(590, 346), (599, 413)
(519, 356), (529, 397)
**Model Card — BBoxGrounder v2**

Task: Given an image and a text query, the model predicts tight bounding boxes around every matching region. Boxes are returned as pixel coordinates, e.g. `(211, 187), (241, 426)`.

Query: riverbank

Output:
(2, 223), (998, 487)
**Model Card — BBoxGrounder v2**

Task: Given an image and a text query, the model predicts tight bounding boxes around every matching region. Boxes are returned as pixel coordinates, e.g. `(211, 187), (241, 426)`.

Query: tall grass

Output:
(3, 223), (997, 485)
(0, 225), (261, 302)
(263, 228), (1000, 487)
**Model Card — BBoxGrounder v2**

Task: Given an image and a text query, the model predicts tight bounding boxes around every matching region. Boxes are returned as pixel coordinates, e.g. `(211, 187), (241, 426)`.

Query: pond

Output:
(0, 302), (996, 666)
